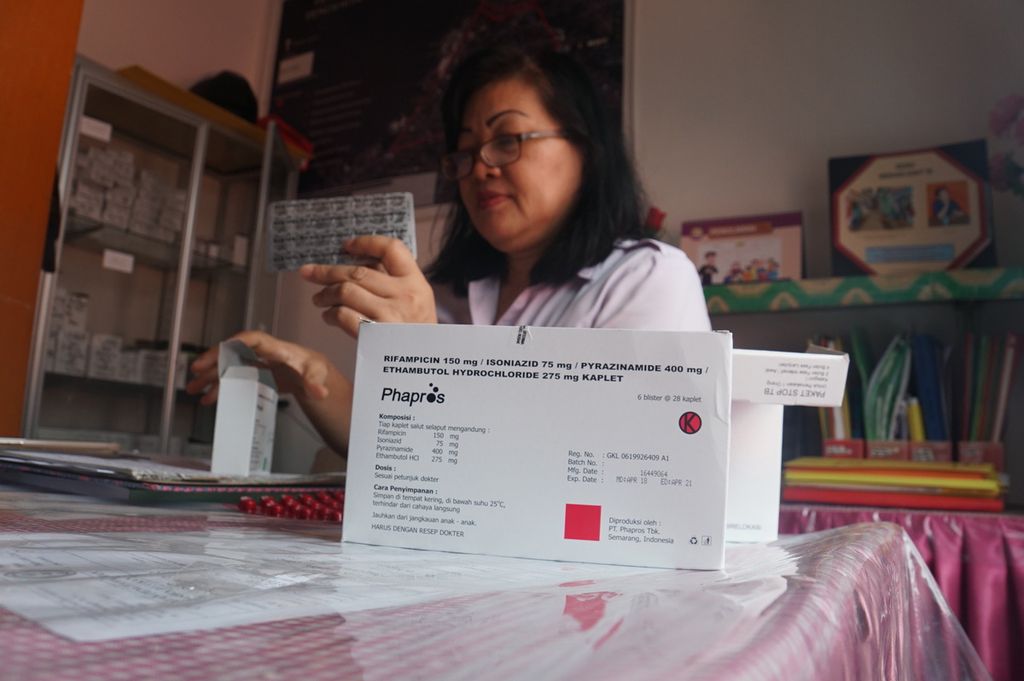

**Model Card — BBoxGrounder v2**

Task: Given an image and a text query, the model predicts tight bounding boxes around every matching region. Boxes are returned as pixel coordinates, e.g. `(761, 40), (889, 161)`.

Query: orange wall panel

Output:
(0, 2), (83, 434)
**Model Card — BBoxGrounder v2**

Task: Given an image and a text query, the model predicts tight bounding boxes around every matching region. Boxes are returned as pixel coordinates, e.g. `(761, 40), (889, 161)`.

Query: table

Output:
(0, 487), (989, 681)
(780, 503), (1024, 681)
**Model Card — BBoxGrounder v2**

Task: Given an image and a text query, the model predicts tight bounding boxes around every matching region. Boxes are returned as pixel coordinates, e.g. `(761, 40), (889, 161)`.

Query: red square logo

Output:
(564, 504), (601, 541)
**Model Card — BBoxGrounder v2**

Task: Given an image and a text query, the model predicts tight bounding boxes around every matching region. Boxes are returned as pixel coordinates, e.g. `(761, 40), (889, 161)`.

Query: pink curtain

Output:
(780, 503), (1024, 681)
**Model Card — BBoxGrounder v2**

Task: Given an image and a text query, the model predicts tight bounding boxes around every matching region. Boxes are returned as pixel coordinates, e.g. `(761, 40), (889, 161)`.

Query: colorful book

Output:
(784, 470), (999, 496)
(969, 334), (991, 440)
(991, 334), (1020, 441)
(783, 485), (1004, 512)
(783, 456), (1003, 511)
(785, 456), (996, 477)
(961, 331), (974, 440)
(910, 334), (947, 440)
(865, 335), (911, 440)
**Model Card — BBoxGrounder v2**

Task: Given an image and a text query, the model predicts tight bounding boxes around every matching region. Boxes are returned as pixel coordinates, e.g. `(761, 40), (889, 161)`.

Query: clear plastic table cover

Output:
(0, 487), (990, 681)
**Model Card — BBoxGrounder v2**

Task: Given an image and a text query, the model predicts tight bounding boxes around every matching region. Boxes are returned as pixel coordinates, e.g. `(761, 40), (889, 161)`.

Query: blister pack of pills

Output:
(267, 192), (416, 271)
(238, 491), (344, 522)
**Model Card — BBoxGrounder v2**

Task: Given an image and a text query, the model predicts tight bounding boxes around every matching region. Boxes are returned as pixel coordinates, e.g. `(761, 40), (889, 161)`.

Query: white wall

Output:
(633, 0), (1024, 277)
(77, 0), (280, 114)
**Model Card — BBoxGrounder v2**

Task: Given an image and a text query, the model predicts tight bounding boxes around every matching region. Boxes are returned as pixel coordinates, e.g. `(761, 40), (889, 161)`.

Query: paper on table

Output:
(0, 529), (665, 642)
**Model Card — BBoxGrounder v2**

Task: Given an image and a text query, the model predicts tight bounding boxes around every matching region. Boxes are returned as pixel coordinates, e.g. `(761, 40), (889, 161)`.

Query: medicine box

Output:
(211, 340), (278, 476)
(344, 324), (733, 570)
(726, 348), (849, 543)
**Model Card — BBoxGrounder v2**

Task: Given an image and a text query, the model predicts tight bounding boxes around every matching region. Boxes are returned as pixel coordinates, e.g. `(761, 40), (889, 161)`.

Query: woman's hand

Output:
(301, 235), (437, 338)
(186, 330), (332, 406)
(187, 331), (354, 454)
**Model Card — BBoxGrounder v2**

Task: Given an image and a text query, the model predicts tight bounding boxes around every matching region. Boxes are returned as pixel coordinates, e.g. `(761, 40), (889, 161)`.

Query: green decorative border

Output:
(705, 267), (1024, 314)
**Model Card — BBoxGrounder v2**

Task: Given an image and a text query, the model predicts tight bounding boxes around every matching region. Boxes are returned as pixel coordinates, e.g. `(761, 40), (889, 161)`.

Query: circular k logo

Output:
(678, 411), (702, 434)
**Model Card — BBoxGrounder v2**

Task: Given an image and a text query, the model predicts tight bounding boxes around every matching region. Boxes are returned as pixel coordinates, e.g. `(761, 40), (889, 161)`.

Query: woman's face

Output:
(457, 77), (584, 263)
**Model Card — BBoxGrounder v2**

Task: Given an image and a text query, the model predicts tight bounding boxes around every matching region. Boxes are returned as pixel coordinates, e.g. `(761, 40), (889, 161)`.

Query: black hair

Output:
(190, 71), (258, 123)
(428, 46), (648, 294)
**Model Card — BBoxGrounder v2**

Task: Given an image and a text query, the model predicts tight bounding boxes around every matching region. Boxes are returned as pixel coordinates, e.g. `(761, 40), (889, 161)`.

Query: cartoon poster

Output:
(680, 212), (802, 286)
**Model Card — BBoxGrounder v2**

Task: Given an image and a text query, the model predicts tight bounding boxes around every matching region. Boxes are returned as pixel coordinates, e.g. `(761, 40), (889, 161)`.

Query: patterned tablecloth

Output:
(0, 487), (990, 681)
(780, 503), (1024, 681)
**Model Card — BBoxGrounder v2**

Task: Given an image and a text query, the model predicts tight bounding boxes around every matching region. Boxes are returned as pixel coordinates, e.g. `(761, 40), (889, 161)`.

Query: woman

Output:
(188, 46), (709, 455)
(932, 186), (965, 226)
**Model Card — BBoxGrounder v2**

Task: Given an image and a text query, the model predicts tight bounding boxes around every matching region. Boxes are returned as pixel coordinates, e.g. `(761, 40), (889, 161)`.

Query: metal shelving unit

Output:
(22, 57), (306, 458)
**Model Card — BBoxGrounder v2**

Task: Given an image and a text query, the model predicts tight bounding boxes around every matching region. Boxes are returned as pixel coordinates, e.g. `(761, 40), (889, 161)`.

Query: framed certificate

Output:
(829, 140), (996, 276)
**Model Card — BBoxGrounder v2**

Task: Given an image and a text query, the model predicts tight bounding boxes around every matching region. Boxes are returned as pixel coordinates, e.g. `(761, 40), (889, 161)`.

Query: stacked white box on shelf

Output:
(105, 149), (135, 187)
(64, 293), (89, 332)
(102, 184), (136, 229)
(139, 348), (167, 386)
(49, 290), (91, 376)
(68, 179), (104, 222)
(175, 352), (191, 390)
(70, 147), (138, 227)
(102, 149), (135, 228)
(131, 169), (166, 239)
(86, 334), (122, 381)
(76, 147), (116, 225)
(44, 288), (69, 372)
(84, 148), (115, 188)
(117, 348), (142, 383)
(54, 331), (89, 376)
(129, 171), (188, 243)
(158, 189), (187, 241)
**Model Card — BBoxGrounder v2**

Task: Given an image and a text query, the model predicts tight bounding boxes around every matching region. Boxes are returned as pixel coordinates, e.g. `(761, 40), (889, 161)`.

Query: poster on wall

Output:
(829, 140), (996, 276)
(271, 0), (624, 203)
(679, 212), (803, 286)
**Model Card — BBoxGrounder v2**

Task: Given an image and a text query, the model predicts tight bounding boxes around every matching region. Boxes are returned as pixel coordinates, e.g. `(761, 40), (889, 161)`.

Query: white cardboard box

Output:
(139, 349), (167, 386)
(117, 349), (142, 383)
(54, 330), (89, 376)
(344, 324), (733, 570)
(86, 334), (122, 381)
(211, 340), (278, 476)
(63, 293), (89, 332)
(725, 348), (849, 543)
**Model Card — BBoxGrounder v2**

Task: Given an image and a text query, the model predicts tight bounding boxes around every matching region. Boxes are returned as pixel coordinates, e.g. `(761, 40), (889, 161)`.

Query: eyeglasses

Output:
(440, 130), (569, 180)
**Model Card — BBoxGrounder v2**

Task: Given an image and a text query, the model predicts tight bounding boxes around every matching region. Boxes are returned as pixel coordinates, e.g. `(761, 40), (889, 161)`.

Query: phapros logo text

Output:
(380, 382), (446, 406)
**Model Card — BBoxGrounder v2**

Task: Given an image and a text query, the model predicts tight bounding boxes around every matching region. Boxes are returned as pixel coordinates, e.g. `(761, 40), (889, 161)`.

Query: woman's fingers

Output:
(199, 383), (219, 406)
(297, 237), (435, 339)
(343, 236), (419, 276)
(185, 365), (219, 397)
(301, 263), (397, 298)
(321, 304), (369, 339)
(242, 331), (332, 397)
(186, 342), (222, 398)
(236, 329), (295, 365)
(187, 330), (333, 403)
(312, 281), (385, 318)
